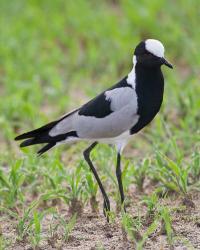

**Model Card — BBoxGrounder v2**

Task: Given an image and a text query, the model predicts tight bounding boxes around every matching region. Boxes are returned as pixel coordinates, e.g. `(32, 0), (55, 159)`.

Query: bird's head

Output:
(134, 39), (173, 69)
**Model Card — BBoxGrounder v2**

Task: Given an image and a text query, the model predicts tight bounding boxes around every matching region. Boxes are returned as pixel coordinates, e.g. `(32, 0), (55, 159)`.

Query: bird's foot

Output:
(117, 199), (126, 214)
(121, 200), (126, 213)
(103, 199), (110, 222)
(122, 202), (126, 213)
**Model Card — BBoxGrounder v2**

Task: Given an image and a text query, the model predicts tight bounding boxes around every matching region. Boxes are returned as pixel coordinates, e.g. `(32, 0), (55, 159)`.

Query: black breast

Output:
(130, 65), (164, 134)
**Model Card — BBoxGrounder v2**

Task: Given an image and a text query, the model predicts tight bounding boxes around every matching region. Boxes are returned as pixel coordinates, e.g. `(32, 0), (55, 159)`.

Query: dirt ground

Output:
(1, 189), (200, 250)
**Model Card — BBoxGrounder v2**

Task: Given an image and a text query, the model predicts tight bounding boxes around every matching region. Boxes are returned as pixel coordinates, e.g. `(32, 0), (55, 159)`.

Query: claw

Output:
(103, 199), (110, 222)
(122, 201), (126, 213)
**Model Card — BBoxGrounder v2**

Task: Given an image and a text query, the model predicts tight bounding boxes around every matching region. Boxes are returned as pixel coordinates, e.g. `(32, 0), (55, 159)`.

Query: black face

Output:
(134, 41), (173, 69)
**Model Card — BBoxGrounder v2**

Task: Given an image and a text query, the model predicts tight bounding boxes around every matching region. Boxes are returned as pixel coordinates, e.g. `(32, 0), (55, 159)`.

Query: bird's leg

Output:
(83, 142), (110, 221)
(116, 152), (126, 212)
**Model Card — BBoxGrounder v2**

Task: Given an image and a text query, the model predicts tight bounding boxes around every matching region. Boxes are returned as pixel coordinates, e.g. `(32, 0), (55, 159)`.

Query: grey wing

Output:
(74, 87), (139, 139)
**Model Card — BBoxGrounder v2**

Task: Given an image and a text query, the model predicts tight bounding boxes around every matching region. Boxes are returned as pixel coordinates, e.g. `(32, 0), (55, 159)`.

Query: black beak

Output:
(161, 57), (173, 69)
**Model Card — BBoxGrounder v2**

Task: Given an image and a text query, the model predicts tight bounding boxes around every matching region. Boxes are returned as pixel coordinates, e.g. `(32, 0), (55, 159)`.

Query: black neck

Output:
(135, 64), (164, 88)
(131, 64), (164, 134)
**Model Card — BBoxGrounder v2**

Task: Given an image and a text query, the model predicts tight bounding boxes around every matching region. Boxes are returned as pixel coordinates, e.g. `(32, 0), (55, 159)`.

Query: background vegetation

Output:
(0, 0), (199, 249)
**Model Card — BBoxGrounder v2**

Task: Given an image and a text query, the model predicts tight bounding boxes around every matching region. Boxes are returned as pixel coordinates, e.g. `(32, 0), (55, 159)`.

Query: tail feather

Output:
(20, 139), (56, 155)
(15, 110), (79, 155)
(37, 143), (56, 156)
(20, 138), (35, 147)
(15, 120), (58, 141)
(19, 132), (58, 147)
(15, 109), (78, 141)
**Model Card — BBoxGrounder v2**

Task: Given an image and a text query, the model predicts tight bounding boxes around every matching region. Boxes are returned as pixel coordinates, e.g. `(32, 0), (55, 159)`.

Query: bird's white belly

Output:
(82, 130), (131, 153)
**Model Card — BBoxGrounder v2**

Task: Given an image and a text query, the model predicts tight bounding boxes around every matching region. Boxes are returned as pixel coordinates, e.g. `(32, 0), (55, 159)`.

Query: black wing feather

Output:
(78, 76), (130, 118)
(78, 92), (112, 118)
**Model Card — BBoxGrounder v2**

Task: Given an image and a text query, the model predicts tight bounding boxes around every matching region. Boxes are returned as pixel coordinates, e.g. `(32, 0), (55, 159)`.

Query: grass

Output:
(0, 0), (200, 249)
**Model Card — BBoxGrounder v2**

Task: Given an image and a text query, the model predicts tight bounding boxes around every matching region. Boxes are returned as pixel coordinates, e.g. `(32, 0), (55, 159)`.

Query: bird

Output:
(15, 39), (173, 221)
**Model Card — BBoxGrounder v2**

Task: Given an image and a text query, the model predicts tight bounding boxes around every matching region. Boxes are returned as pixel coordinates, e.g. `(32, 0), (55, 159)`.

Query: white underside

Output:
(56, 130), (131, 153)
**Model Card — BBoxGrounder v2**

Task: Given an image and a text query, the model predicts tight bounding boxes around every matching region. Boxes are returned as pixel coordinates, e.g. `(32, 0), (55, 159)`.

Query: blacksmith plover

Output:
(15, 39), (173, 220)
